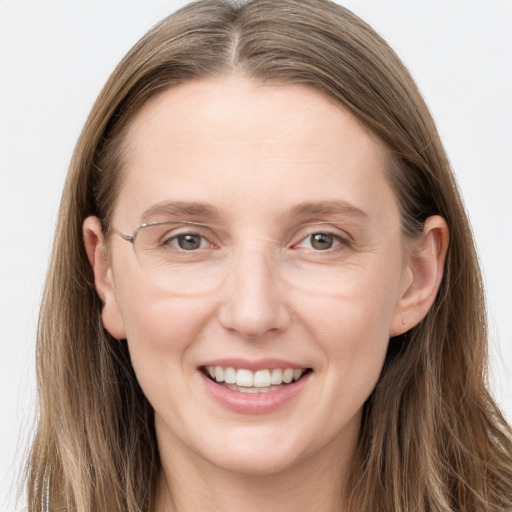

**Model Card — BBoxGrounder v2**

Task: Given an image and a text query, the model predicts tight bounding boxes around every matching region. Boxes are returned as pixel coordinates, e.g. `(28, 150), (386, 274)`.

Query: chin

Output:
(196, 425), (314, 477)
(209, 449), (303, 477)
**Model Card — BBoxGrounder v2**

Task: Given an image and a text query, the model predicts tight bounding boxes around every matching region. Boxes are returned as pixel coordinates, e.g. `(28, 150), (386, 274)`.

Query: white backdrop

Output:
(1, 0), (511, 508)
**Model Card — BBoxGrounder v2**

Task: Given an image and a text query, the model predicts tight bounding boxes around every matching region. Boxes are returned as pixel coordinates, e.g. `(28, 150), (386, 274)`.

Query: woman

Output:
(26, 0), (512, 510)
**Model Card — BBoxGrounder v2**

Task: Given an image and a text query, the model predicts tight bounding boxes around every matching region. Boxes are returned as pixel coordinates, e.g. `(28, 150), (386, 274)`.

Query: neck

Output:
(154, 433), (355, 512)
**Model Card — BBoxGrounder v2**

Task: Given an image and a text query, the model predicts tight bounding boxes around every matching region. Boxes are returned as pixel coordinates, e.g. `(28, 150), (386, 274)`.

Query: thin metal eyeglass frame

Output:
(108, 220), (211, 245)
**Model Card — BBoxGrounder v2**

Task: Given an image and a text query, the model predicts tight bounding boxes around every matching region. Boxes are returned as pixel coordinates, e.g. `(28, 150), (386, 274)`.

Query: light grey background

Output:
(1, 0), (511, 509)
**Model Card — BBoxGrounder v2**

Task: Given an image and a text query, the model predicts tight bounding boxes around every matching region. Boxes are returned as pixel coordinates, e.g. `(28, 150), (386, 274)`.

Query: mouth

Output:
(201, 365), (312, 394)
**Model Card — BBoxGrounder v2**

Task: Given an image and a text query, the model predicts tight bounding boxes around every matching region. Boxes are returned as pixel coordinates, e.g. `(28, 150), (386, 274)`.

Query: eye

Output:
(164, 233), (211, 251)
(297, 232), (342, 251)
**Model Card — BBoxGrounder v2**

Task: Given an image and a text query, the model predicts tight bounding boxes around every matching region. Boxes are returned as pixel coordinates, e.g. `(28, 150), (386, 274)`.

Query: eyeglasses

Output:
(109, 220), (230, 295)
(110, 220), (213, 249)
(109, 220), (352, 295)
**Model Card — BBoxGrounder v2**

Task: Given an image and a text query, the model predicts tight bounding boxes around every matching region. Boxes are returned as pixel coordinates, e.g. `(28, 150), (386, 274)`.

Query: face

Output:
(91, 77), (416, 477)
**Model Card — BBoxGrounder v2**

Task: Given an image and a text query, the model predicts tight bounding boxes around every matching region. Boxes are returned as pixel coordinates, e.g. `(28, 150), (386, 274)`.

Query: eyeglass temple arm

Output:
(108, 226), (135, 243)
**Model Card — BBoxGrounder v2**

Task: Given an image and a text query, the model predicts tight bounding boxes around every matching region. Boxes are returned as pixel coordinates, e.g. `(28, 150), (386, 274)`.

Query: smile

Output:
(204, 366), (310, 394)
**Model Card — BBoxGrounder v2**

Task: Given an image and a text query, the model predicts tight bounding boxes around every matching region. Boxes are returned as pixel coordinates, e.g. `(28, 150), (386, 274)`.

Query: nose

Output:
(217, 245), (291, 339)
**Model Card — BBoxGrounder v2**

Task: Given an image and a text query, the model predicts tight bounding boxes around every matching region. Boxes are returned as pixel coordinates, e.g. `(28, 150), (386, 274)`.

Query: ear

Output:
(83, 216), (126, 340)
(390, 215), (449, 336)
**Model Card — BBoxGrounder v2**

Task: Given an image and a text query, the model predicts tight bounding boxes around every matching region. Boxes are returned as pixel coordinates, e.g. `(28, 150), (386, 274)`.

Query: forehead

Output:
(115, 76), (398, 227)
(125, 76), (387, 163)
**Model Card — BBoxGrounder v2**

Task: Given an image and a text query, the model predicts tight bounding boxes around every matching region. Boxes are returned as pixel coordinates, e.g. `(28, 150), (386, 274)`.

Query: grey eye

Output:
(310, 233), (335, 250)
(176, 234), (203, 250)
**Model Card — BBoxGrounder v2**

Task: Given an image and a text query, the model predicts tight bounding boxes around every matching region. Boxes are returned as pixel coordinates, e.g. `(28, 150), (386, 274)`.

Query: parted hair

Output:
(26, 0), (512, 510)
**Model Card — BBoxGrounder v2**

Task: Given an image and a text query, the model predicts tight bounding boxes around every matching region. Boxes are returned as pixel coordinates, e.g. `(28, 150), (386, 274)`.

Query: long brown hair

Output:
(27, 1), (512, 510)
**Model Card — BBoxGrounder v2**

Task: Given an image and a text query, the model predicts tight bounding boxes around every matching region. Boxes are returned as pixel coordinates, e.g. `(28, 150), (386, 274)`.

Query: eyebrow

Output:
(139, 199), (367, 224)
(289, 200), (368, 219)
(140, 201), (220, 223)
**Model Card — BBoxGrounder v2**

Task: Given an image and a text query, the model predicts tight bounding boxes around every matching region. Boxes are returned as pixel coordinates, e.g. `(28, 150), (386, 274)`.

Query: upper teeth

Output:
(206, 366), (305, 387)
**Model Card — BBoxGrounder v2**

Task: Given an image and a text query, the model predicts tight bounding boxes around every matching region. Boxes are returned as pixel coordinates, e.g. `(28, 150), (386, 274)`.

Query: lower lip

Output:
(200, 371), (311, 414)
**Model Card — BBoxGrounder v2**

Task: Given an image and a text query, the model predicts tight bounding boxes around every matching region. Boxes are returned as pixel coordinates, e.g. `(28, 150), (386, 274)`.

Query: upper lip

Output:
(199, 358), (310, 372)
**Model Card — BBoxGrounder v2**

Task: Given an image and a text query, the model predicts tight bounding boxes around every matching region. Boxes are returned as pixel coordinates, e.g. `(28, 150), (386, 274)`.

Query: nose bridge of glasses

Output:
(242, 234), (280, 246)
(232, 235), (280, 268)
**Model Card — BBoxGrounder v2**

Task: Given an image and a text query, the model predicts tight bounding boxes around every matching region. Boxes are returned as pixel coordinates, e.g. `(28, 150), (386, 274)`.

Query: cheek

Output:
(300, 256), (402, 347)
(298, 255), (403, 402)
(113, 266), (213, 383)
(116, 291), (221, 434)
(309, 288), (392, 379)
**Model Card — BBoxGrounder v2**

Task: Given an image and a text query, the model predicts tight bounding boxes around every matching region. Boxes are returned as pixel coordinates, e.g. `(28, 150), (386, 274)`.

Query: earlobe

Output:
(83, 216), (127, 340)
(390, 215), (449, 336)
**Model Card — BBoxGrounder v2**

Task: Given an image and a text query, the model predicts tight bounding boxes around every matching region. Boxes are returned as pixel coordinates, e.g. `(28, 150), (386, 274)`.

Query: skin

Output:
(84, 76), (448, 511)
